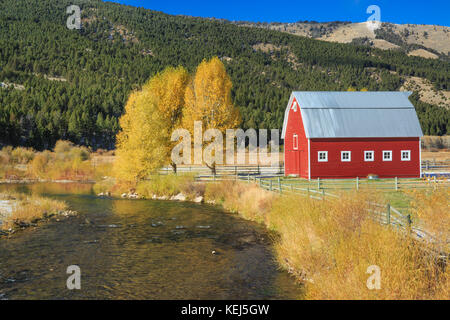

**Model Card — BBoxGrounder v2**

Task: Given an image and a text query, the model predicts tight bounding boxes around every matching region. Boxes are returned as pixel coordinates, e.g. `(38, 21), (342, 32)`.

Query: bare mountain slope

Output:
(235, 21), (450, 59)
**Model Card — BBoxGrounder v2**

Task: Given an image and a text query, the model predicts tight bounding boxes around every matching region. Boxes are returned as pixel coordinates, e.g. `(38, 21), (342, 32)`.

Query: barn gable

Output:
(282, 92), (423, 139)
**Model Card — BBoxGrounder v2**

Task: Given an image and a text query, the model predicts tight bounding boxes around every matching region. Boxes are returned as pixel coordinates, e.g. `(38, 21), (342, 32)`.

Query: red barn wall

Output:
(284, 97), (309, 177)
(309, 137), (420, 178)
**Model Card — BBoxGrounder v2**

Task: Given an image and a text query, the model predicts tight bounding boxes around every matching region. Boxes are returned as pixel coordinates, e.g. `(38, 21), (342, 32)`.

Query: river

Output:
(0, 183), (303, 300)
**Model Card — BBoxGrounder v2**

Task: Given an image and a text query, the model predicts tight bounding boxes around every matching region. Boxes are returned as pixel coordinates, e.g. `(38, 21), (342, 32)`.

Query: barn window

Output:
(383, 150), (392, 161)
(401, 150), (411, 161)
(341, 151), (351, 162)
(318, 151), (328, 162)
(293, 134), (298, 150)
(364, 151), (374, 162)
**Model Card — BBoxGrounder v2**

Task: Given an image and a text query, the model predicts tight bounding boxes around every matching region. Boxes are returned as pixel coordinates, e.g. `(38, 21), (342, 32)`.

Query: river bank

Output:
(1, 177), (447, 299)
(0, 192), (76, 237)
(0, 182), (303, 299)
(93, 175), (449, 299)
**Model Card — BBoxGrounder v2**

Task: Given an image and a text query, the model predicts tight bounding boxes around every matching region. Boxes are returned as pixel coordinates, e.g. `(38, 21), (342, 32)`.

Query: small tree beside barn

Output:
(281, 92), (423, 179)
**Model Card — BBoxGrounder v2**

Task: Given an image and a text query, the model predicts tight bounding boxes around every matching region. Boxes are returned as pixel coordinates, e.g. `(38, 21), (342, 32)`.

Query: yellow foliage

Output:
(182, 57), (241, 134)
(113, 89), (169, 181)
(113, 66), (191, 181)
(145, 66), (189, 127)
(145, 66), (189, 166)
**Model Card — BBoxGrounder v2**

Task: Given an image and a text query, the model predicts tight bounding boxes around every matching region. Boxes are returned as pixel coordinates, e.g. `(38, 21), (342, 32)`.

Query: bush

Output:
(28, 151), (51, 178)
(11, 147), (35, 164)
(203, 181), (449, 299)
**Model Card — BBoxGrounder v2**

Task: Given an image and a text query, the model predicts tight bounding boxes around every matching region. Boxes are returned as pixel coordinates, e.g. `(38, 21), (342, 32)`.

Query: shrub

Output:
(28, 151), (51, 178)
(11, 147), (35, 164)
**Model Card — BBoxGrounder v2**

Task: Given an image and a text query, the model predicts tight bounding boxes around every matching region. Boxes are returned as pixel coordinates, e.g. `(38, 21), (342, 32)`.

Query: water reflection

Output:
(0, 183), (303, 299)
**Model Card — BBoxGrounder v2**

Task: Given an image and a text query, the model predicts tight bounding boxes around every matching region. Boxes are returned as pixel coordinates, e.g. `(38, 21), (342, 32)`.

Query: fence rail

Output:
(422, 159), (450, 171)
(193, 173), (447, 257)
(191, 168), (449, 191)
(161, 160), (450, 175)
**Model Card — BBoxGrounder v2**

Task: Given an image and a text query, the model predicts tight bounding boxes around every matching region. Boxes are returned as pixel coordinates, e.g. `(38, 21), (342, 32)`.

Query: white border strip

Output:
(419, 137), (422, 177)
(308, 139), (311, 180)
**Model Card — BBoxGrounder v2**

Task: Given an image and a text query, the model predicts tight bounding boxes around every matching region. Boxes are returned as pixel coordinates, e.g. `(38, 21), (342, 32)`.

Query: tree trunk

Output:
(171, 162), (177, 174)
(205, 162), (216, 175)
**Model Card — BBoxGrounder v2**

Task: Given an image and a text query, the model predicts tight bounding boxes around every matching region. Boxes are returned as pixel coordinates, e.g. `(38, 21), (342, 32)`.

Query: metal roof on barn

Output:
(281, 91), (423, 139)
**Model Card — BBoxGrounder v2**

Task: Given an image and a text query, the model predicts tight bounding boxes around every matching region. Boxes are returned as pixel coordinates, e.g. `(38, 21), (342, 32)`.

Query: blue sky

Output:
(106, 0), (449, 26)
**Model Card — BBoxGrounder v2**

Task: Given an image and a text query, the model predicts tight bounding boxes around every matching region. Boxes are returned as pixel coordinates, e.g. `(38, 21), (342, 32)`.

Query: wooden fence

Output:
(160, 165), (283, 176)
(422, 159), (450, 171)
(160, 159), (450, 175)
(194, 173), (448, 256)
(193, 170), (449, 192)
(278, 176), (450, 192)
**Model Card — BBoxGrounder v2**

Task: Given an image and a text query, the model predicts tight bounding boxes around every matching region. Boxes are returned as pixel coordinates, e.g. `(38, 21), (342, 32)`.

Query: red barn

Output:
(281, 92), (423, 179)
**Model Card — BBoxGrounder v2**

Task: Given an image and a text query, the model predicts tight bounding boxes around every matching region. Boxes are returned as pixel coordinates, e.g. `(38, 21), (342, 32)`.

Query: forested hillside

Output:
(0, 0), (449, 150)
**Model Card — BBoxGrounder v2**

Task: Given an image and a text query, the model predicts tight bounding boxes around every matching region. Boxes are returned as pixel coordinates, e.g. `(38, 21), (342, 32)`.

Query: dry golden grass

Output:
(407, 188), (450, 253)
(95, 174), (204, 200)
(422, 151), (450, 162)
(204, 181), (449, 300)
(0, 192), (67, 230)
(135, 174), (198, 198)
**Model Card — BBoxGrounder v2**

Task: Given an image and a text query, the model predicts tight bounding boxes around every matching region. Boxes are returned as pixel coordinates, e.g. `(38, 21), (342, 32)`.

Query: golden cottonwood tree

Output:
(182, 57), (241, 172)
(145, 66), (189, 172)
(114, 66), (189, 180)
(113, 90), (168, 181)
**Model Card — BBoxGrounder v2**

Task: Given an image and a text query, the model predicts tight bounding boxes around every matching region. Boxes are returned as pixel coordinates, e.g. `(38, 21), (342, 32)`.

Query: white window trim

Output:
(401, 150), (411, 161)
(383, 150), (392, 162)
(364, 150), (374, 162)
(318, 151), (328, 162)
(341, 151), (351, 162)
(293, 134), (298, 150)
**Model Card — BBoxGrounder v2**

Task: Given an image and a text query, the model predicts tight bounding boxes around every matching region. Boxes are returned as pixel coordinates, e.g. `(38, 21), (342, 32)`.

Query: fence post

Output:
(322, 189), (325, 200)
(406, 214), (412, 234)
(317, 177), (321, 190)
(291, 183), (293, 192)
(259, 178), (262, 188)
(386, 203), (391, 225)
(247, 173), (250, 183)
(356, 177), (359, 191)
(270, 180), (273, 191)
(213, 173), (216, 182)
(278, 176), (282, 194)
(395, 177), (398, 191)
